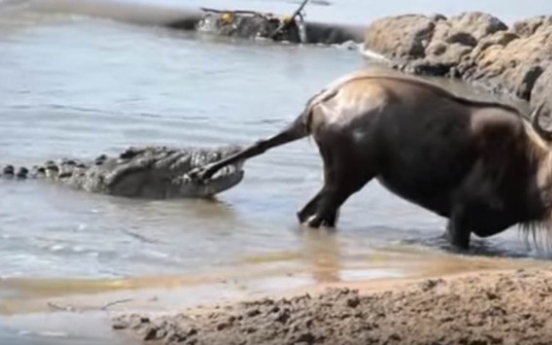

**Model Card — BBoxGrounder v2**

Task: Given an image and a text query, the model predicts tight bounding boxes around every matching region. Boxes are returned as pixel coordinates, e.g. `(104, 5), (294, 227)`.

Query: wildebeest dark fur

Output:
(189, 69), (552, 251)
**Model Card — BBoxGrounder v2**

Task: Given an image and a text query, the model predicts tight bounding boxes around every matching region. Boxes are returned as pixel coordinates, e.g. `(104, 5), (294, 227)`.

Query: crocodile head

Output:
(92, 145), (246, 199)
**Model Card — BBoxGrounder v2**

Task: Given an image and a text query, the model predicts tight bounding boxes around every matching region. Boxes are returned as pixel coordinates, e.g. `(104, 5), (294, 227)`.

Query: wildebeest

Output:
(188, 69), (552, 250)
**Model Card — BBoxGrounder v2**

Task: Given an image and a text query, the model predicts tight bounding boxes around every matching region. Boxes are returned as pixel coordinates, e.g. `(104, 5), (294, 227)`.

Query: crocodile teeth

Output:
(211, 165), (237, 180)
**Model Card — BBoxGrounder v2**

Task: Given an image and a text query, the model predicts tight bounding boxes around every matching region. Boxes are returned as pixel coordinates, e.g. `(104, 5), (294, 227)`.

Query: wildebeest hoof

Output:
(297, 211), (309, 223)
(304, 214), (328, 228)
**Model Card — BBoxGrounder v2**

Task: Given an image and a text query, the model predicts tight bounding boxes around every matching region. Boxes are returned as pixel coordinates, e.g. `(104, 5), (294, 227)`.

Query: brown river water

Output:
(0, 0), (551, 343)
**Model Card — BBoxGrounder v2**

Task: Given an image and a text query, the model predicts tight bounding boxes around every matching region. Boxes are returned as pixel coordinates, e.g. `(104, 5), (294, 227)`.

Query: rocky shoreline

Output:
(113, 268), (552, 345)
(362, 12), (552, 118)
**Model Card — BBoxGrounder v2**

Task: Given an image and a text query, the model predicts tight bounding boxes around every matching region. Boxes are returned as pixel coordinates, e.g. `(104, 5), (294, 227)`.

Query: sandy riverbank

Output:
(2, 247), (551, 344)
(112, 267), (552, 345)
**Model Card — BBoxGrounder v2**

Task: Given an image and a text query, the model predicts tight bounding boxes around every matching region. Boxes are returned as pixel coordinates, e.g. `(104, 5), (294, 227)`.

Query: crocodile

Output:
(0, 145), (245, 199)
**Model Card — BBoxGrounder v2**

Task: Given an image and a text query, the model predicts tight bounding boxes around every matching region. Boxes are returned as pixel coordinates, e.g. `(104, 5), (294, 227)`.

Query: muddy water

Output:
(1, 0), (552, 343)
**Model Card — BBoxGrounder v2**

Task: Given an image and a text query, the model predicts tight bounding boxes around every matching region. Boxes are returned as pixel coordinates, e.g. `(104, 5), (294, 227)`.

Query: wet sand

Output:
(2, 247), (551, 344)
(2, 244), (547, 314)
(112, 267), (552, 345)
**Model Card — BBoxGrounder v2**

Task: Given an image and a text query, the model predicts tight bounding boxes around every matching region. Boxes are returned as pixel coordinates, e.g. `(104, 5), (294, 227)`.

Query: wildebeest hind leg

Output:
(306, 176), (371, 228)
(297, 144), (335, 223)
(297, 144), (350, 227)
(297, 186), (344, 226)
(304, 145), (374, 228)
(446, 206), (471, 251)
(297, 189), (324, 223)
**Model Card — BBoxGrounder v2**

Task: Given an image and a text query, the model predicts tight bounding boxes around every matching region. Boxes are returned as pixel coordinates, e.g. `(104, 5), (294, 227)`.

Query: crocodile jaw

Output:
(172, 163), (245, 198)
(105, 147), (246, 199)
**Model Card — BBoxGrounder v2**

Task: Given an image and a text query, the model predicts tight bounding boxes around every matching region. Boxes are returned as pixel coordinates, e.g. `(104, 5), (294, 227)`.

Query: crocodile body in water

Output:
(0, 145), (245, 199)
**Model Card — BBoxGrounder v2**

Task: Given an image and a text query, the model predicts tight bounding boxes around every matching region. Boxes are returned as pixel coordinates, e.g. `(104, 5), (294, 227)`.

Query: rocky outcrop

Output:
(363, 14), (442, 60)
(513, 15), (552, 37)
(363, 12), (552, 117)
(1, 145), (245, 199)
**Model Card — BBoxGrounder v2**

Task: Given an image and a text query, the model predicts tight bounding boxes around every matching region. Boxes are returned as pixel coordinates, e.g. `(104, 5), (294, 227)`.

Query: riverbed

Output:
(1, 0), (551, 344)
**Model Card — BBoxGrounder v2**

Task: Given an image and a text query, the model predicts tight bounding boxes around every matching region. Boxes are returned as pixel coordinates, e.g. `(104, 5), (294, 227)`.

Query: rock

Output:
(530, 63), (552, 123)
(346, 296), (361, 308)
(364, 12), (507, 60)
(426, 12), (507, 58)
(418, 12), (507, 76)
(425, 42), (473, 68)
(363, 11), (552, 103)
(445, 31), (478, 47)
(513, 15), (552, 37)
(363, 14), (443, 60)
(471, 24), (552, 99)
(468, 31), (519, 61)
(363, 11), (509, 78)
(444, 12), (507, 41)
(419, 278), (445, 292)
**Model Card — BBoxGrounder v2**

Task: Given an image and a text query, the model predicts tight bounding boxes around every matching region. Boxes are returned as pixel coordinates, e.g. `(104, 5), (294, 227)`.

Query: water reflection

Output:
(297, 228), (341, 283)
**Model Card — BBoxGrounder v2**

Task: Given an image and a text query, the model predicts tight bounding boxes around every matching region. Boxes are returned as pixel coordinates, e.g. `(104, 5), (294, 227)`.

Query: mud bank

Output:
(113, 268), (552, 345)
(362, 12), (552, 117)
